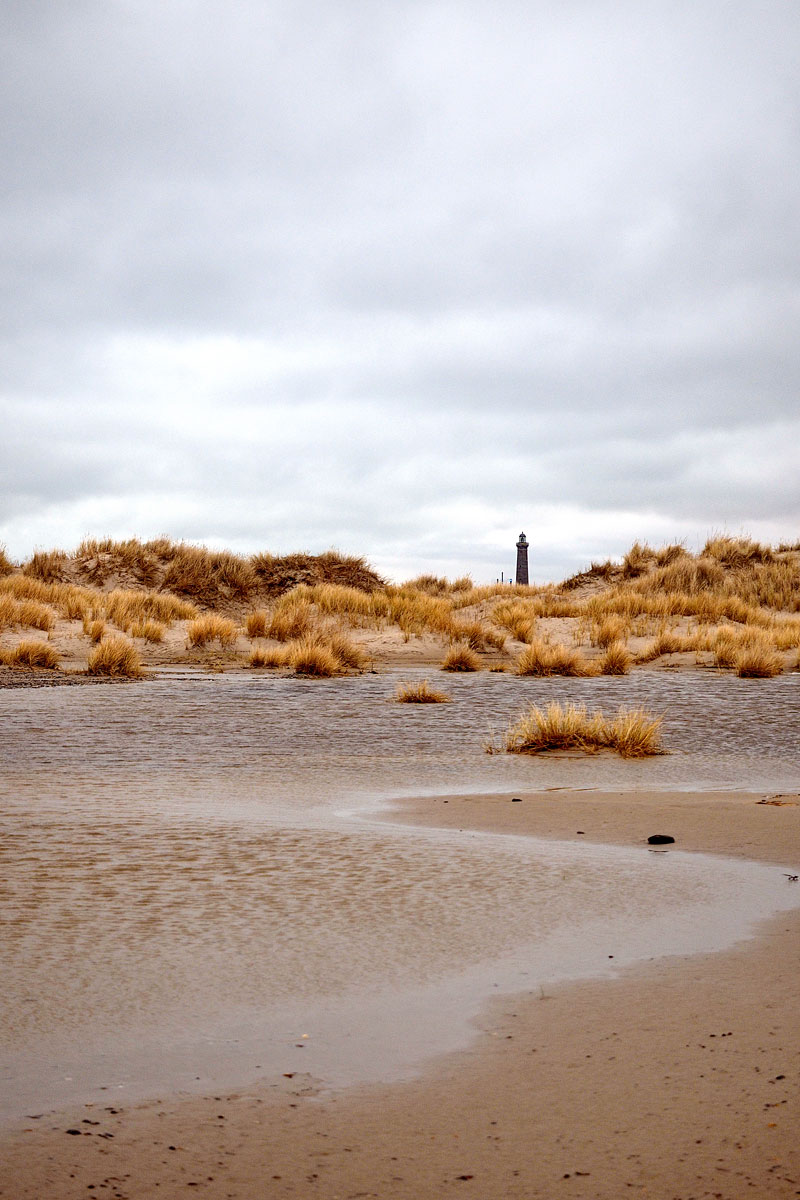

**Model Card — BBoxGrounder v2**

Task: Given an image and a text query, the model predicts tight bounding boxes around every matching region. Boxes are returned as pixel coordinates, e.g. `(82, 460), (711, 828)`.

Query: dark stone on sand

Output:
(66, 1128), (81, 1135)
(647, 834), (675, 845)
(511, 797), (522, 802)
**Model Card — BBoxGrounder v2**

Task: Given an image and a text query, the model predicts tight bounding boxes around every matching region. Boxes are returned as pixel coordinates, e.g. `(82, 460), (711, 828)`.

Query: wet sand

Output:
(2, 788), (799, 1200)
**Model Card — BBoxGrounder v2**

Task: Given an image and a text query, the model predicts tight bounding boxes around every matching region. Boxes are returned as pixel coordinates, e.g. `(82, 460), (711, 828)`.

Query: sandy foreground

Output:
(1, 789), (799, 1200)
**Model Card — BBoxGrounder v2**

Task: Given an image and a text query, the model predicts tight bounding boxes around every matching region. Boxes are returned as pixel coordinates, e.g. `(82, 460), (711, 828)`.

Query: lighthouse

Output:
(515, 532), (529, 585)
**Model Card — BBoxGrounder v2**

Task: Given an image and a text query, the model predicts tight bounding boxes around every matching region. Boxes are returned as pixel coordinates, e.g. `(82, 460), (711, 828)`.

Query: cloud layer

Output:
(2, 1), (799, 580)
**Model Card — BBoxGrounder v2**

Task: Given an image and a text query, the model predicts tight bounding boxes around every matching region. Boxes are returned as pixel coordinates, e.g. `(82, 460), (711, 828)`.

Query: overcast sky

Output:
(2, 1), (798, 583)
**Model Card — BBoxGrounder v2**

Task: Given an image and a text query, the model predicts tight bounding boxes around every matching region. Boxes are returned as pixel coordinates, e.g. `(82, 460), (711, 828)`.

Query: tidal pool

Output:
(1, 669), (798, 1120)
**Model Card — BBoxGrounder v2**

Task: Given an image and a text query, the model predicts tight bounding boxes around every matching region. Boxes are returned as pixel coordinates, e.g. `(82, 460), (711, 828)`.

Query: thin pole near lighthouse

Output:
(515, 532), (529, 585)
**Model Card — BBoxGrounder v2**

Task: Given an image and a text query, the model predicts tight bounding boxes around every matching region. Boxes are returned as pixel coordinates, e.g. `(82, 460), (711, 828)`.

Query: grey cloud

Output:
(2, 1), (799, 575)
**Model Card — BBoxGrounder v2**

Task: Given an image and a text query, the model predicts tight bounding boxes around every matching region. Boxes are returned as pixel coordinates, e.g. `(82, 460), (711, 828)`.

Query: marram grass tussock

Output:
(394, 679), (451, 703)
(516, 639), (592, 677)
(87, 635), (144, 678)
(1, 640), (60, 669)
(501, 702), (664, 758)
(187, 614), (238, 648)
(441, 644), (480, 672)
(248, 644), (289, 669)
(286, 636), (340, 677)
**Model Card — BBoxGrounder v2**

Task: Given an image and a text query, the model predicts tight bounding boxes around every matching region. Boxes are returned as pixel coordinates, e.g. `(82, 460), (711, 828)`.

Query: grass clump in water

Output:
(503, 701), (663, 758)
(87, 635), (144, 678)
(395, 679), (451, 703)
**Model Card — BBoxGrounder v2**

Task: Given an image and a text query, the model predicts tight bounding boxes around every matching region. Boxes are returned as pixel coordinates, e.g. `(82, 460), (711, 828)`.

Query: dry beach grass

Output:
(86, 635), (144, 678)
(395, 678), (452, 703)
(0, 534), (798, 680)
(501, 700), (664, 757)
(0, 639), (60, 669)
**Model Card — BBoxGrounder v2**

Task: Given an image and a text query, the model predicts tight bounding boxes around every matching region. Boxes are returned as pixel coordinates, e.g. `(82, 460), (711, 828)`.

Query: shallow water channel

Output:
(1, 669), (799, 1121)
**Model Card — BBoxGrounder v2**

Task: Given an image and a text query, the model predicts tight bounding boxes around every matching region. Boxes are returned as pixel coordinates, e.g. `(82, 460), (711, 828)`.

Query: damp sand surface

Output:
(1, 671), (800, 1197)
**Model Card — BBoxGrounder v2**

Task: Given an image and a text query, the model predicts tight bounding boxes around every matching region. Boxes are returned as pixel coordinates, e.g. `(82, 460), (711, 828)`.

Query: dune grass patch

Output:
(503, 701), (664, 758)
(0, 594), (18, 629)
(15, 599), (56, 632)
(516, 639), (592, 677)
(106, 588), (196, 630)
(1, 640), (60, 669)
(711, 625), (746, 668)
(702, 535), (775, 568)
(249, 645), (289, 669)
(161, 544), (257, 603)
(591, 614), (629, 648)
(268, 598), (313, 642)
(450, 620), (505, 651)
(491, 600), (536, 643)
(83, 617), (107, 643)
(303, 583), (375, 621)
(734, 644), (783, 678)
(595, 640), (632, 675)
(245, 609), (270, 638)
(711, 625), (781, 674)
(129, 619), (165, 643)
(383, 588), (456, 639)
(187, 614), (238, 648)
(0, 593), (57, 632)
(441, 644), (480, 672)
(394, 679), (451, 703)
(22, 548), (69, 581)
(637, 627), (709, 662)
(87, 635), (144, 678)
(772, 618), (800, 650)
(17, 599), (56, 631)
(323, 631), (366, 670)
(251, 549), (383, 596)
(252, 630), (362, 675)
(287, 636), (340, 676)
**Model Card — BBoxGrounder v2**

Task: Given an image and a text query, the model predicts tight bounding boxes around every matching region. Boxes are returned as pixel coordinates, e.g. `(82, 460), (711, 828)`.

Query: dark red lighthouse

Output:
(515, 532), (529, 585)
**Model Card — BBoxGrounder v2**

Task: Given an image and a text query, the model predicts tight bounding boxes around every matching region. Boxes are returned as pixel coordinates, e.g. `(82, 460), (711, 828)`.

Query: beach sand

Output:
(2, 602), (766, 679)
(1, 789), (799, 1199)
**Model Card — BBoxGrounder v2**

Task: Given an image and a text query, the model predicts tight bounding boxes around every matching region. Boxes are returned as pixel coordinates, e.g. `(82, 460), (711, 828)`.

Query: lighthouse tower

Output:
(515, 532), (529, 585)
